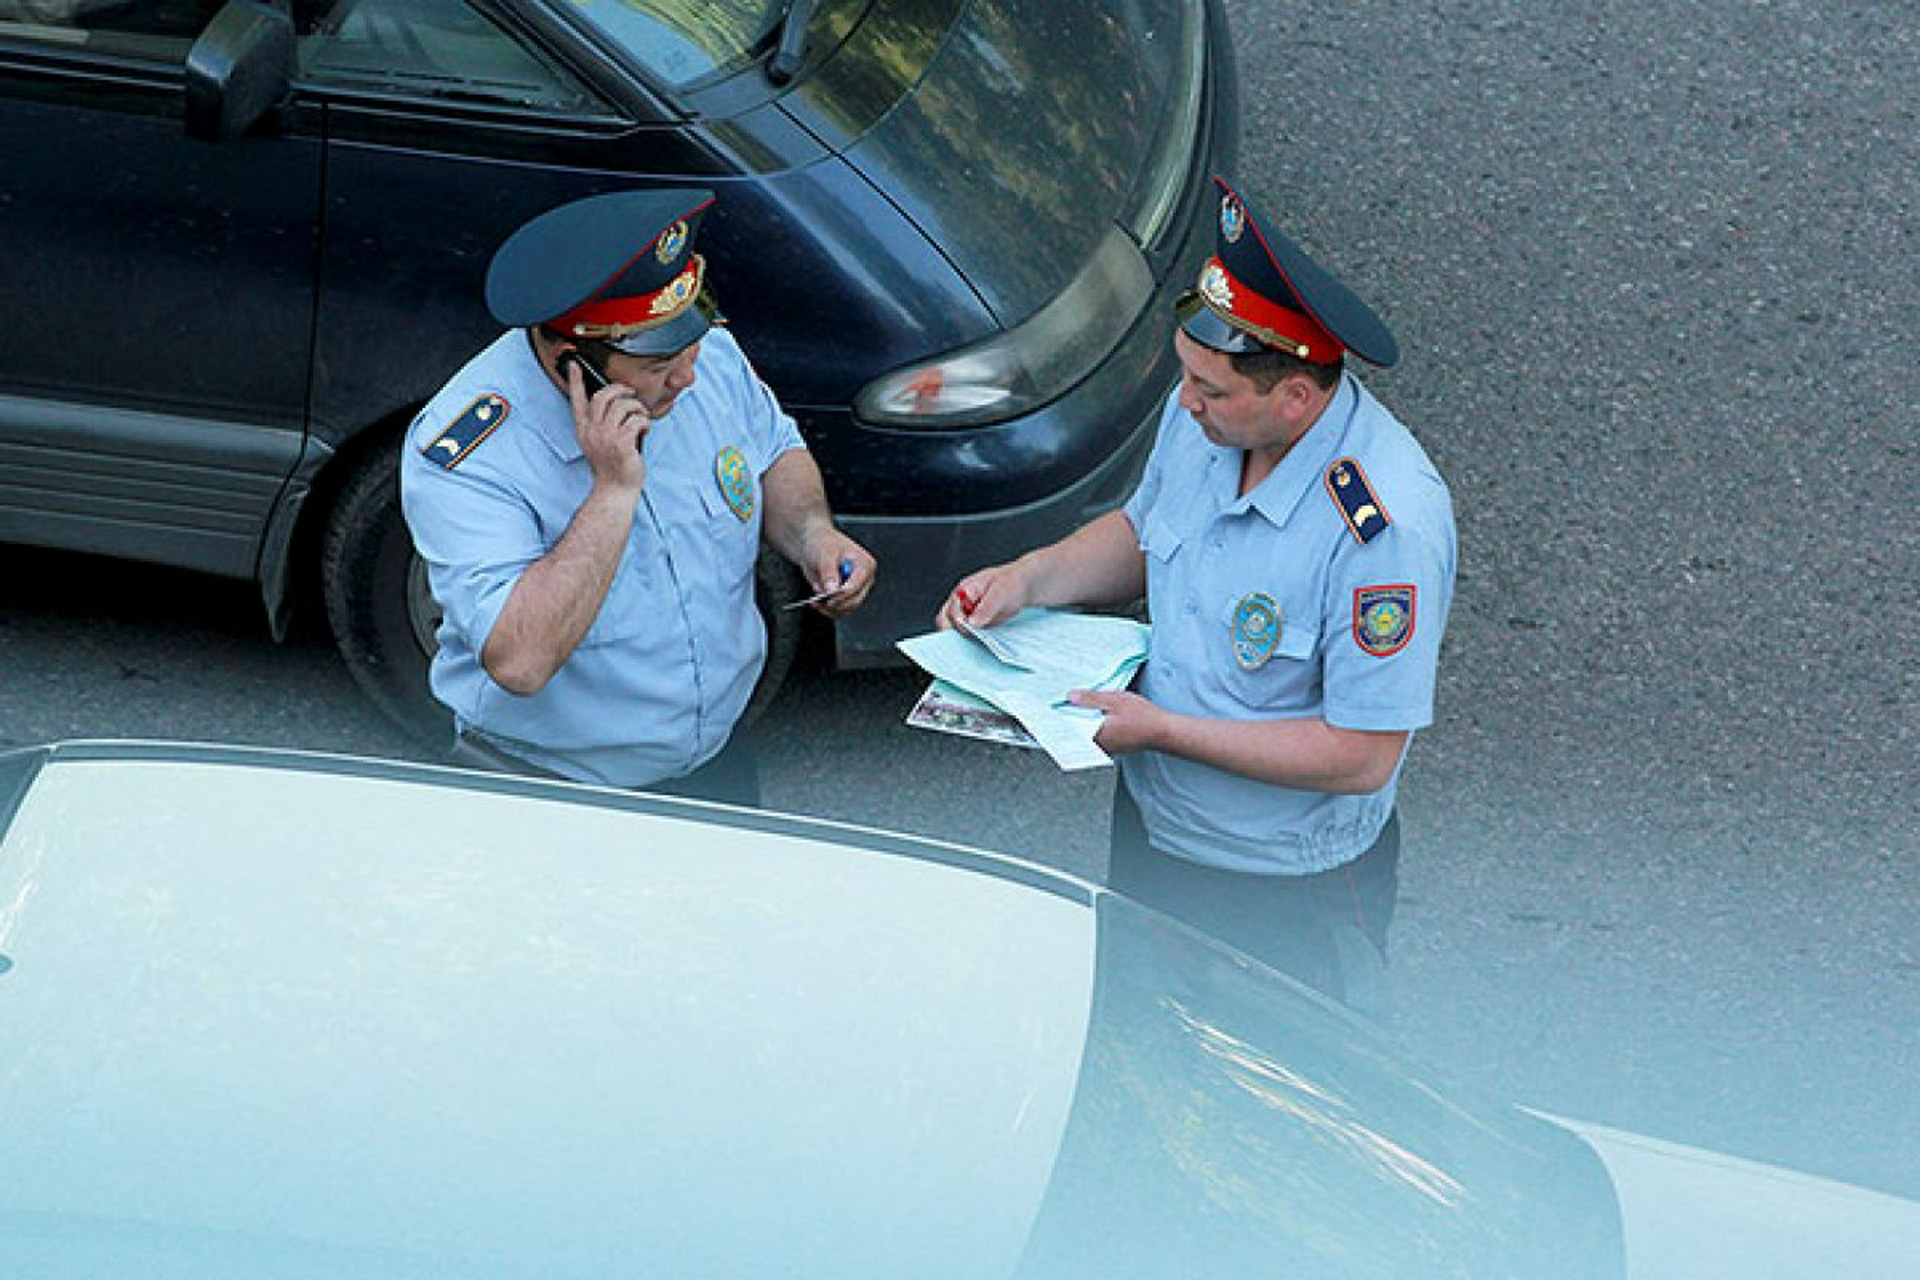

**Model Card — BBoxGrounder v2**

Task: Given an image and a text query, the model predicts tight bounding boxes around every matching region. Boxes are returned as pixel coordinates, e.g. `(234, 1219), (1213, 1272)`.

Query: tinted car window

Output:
(561, 0), (778, 89)
(0, 0), (217, 56)
(301, 0), (596, 111)
(561, 0), (868, 95)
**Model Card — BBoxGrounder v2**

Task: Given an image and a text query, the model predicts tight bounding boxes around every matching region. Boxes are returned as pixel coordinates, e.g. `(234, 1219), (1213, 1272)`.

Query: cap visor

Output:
(608, 308), (712, 357)
(1179, 303), (1274, 355)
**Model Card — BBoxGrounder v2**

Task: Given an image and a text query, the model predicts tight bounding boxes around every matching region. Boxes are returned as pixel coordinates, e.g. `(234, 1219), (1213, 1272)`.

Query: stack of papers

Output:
(896, 608), (1150, 770)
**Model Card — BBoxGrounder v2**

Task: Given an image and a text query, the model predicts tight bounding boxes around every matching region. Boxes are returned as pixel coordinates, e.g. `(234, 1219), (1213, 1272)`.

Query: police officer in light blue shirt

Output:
(940, 177), (1455, 1005)
(401, 189), (874, 801)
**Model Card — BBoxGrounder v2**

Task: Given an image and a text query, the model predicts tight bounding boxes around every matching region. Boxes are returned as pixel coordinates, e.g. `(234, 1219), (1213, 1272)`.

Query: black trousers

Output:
(1107, 781), (1400, 1008)
(450, 728), (762, 808)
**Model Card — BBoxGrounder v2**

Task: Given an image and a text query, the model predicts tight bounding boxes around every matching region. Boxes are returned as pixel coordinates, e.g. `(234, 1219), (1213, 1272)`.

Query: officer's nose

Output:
(1176, 375), (1203, 417)
(668, 349), (699, 392)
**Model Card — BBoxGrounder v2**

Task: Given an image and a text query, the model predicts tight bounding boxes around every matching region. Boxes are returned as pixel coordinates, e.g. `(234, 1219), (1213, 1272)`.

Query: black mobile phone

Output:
(559, 348), (611, 393)
(560, 347), (646, 451)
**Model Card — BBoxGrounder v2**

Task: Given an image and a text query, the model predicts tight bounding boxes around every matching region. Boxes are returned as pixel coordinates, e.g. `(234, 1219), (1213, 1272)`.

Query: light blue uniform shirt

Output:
(1119, 374), (1456, 874)
(400, 328), (804, 788)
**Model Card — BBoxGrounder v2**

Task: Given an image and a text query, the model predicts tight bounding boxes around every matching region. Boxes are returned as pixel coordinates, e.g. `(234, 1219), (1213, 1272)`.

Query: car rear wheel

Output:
(322, 445), (452, 749)
(321, 442), (806, 752)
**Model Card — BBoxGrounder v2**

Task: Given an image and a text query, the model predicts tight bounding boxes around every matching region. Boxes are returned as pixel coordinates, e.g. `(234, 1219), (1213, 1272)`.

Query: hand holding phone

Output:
(559, 350), (611, 393)
(561, 348), (650, 456)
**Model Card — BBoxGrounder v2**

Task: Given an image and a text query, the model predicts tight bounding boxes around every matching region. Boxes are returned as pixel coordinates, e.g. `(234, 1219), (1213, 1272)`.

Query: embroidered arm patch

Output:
(1325, 457), (1391, 544)
(1354, 584), (1416, 656)
(421, 394), (510, 470)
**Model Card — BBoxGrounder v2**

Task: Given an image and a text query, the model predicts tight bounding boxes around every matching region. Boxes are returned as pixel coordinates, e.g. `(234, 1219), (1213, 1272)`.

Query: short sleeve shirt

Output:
(400, 327), (805, 787)
(1119, 374), (1456, 874)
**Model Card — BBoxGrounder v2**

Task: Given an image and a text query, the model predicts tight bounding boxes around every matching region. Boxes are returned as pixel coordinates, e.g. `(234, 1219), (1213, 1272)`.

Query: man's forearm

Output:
(1152, 713), (1408, 794)
(759, 449), (836, 568)
(482, 481), (639, 694)
(1020, 510), (1147, 610)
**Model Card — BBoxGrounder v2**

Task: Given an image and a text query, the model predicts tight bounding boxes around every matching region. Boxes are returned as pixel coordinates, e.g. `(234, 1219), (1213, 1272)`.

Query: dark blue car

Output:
(0, 0), (1238, 737)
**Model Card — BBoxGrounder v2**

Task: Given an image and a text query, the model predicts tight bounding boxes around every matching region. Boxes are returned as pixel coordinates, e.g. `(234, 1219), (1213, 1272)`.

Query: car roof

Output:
(0, 740), (1622, 1278)
(0, 741), (1096, 1276)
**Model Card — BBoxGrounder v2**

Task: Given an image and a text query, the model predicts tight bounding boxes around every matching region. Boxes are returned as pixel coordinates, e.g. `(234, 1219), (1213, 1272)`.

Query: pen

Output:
(954, 587), (976, 613)
(782, 557), (859, 610)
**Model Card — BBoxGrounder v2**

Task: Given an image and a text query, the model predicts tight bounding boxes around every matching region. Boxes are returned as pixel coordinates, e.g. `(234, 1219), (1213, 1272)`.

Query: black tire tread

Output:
(320, 444), (452, 748)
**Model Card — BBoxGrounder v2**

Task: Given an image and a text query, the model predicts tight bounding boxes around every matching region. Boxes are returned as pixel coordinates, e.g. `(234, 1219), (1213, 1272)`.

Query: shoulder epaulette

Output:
(1324, 456), (1390, 545)
(421, 393), (510, 470)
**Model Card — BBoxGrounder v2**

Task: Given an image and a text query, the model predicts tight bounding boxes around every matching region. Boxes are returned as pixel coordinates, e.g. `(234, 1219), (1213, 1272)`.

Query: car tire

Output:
(322, 445), (453, 749)
(322, 441), (807, 749)
(746, 546), (807, 729)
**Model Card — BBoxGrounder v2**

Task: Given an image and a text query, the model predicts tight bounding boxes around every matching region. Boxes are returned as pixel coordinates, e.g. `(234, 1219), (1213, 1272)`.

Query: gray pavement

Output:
(1220, 0), (1918, 1197)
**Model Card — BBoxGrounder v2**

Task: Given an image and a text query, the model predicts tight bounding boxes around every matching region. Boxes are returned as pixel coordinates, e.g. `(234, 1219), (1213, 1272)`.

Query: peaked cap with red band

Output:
(485, 188), (722, 356)
(1181, 176), (1398, 368)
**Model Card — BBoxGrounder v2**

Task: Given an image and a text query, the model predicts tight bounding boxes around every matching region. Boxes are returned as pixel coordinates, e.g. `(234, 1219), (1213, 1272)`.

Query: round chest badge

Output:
(1232, 592), (1281, 669)
(715, 445), (755, 522)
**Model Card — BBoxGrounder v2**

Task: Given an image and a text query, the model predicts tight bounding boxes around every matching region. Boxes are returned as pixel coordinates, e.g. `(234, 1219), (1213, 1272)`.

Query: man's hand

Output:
(567, 360), (649, 490)
(1067, 688), (1166, 756)
(761, 450), (874, 618)
(800, 534), (876, 618)
(937, 561), (1031, 630)
(936, 511), (1146, 632)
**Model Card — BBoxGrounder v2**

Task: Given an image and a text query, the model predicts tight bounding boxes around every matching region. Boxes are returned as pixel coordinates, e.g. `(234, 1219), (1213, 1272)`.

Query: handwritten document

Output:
(896, 609), (1150, 770)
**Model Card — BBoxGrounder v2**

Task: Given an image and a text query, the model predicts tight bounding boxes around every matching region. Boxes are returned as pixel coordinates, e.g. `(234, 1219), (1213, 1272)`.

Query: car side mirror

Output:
(184, 0), (295, 142)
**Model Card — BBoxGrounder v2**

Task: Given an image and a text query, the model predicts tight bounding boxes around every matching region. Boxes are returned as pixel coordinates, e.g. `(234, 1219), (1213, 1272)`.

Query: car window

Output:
(299, 0), (598, 112)
(558, 0), (781, 91)
(0, 0), (220, 60)
(1011, 895), (1626, 1277)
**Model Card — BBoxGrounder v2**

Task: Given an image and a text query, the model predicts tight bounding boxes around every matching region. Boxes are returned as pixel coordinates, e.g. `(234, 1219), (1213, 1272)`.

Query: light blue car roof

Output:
(0, 740), (1622, 1278)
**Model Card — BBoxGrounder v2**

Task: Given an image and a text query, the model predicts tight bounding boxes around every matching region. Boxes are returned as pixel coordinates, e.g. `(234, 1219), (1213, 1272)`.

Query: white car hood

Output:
(1543, 1113), (1920, 1279)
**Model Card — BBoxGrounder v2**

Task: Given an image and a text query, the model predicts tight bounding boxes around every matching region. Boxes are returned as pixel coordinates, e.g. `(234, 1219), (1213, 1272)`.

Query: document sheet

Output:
(896, 608), (1150, 770)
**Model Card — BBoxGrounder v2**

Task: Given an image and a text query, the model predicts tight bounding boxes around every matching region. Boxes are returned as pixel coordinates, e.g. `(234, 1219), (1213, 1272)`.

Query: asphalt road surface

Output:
(3, 0), (1915, 1202)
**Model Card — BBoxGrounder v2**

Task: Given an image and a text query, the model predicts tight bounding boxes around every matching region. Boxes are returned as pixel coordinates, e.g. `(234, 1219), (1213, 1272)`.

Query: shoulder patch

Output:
(1354, 584), (1416, 656)
(421, 394), (510, 470)
(1324, 456), (1391, 545)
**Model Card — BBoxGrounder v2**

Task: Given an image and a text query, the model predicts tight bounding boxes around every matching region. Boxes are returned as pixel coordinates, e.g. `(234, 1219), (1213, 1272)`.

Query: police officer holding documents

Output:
(403, 189), (873, 804)
(942, 178), (1455, 1005)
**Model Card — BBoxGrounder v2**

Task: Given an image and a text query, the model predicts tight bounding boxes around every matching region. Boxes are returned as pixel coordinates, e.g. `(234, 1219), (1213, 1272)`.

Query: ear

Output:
(534, 333), (586, 391)
(1274, 370), (1316, 407)
(1274, 371), (1329, 429)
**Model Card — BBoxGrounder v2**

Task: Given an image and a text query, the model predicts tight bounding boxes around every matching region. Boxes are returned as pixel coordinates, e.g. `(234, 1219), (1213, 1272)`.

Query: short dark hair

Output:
(1230, 346), (1342, 393)
(537, 327), (614, 357)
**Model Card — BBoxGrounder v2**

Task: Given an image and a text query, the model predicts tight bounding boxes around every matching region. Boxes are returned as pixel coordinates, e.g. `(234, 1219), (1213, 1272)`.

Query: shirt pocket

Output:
(579, 549), (663, 648)
(1140, 509), (1186, 563)
(693, 471), (762, 590)
(576, 478), (756, 649)
(1138, 510), (1187, 636)
(1213, 590), (1320, 710)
